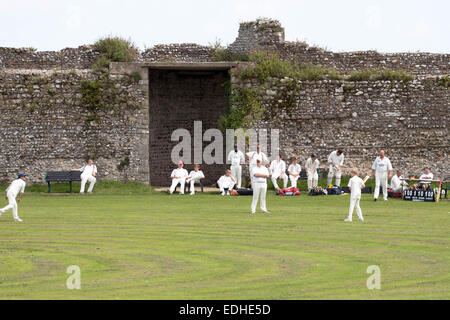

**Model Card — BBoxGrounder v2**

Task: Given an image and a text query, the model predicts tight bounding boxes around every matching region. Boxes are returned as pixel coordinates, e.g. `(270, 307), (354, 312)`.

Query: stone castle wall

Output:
(0, 18), (448, 184)
(231, 76), (449, 177)
(0, 69), (149, 184)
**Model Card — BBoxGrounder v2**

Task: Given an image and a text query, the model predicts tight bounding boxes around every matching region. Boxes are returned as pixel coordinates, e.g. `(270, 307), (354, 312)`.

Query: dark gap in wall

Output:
(148, 69), (230, 186)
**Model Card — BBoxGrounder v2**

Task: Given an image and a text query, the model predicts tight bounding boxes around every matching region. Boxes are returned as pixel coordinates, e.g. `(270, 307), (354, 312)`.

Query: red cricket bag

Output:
(277, 187), (300, 196)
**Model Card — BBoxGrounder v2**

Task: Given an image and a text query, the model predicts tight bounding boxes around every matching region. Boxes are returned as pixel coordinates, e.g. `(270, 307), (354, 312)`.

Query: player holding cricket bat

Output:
(345, 169), (368, 222)
(327, 150), (344, 187)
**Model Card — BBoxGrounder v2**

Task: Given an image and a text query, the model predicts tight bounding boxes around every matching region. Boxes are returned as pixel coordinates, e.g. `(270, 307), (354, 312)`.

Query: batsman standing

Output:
(327, 149), (344, 187)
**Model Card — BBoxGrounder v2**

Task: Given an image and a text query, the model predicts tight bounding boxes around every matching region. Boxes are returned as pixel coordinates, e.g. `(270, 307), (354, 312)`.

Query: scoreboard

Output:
(403, 189), (435, 202)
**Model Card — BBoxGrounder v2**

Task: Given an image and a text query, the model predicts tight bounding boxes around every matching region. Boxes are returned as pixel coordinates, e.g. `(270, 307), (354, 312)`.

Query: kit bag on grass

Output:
(277, 187), (300, 196)
(327, 186), (343, 195)
(309, 187), (327, 196)
(231, 188), (253, 196)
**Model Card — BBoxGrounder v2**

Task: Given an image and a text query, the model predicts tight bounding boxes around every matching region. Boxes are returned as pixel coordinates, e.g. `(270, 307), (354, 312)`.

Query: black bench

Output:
(45, 171), (82, 193)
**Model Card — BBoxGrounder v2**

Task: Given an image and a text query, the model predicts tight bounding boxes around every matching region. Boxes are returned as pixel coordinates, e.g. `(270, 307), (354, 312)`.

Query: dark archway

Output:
(147, 63), (236, 186)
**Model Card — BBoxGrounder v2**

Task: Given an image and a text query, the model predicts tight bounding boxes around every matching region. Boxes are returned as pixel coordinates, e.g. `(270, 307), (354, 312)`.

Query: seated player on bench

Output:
(390, 169), (409, 193)
(186, 164), (205, 195)
(169, 160), (189, 195)
(418, 167), (434, 191)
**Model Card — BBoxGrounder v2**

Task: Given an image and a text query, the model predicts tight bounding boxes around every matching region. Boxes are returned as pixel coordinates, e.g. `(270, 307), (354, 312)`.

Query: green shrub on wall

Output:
(219, 86), (265, 131)
(93, 36), (138, 70)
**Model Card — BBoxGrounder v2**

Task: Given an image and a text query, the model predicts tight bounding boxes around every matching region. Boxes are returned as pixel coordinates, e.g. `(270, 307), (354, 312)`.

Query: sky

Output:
(0, 0), (449, 53)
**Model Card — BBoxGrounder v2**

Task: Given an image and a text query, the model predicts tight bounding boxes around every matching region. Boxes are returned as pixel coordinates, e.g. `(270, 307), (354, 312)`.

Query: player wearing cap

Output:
(0, 173), (27, 222)
(371, 150), (393, 201)
(327, 150), (344, 187)
(227, 144), (245, 189)
(305, 154), (320, 192)
(169, 160), (189, 195)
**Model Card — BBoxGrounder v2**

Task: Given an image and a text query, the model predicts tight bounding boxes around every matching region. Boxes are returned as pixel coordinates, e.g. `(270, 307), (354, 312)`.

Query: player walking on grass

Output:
(345, 169), (366, 222)
(251, 159), (270, 214)
(0, 174), (27, 222)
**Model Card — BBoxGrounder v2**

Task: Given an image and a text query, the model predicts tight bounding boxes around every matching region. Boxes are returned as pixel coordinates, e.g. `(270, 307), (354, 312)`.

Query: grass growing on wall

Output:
(93, 36), (138, 71)
(209, 39), (249, 62)
(220, 51), (416, 131)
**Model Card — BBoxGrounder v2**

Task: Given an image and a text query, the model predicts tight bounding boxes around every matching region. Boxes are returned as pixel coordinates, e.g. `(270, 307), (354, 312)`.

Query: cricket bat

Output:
(436, 180), (443, 203)
(363, 175), (370, 184)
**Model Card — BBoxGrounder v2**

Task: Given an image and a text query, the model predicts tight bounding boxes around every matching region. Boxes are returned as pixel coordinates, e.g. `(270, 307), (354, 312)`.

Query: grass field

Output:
(0, 182), (448, 300)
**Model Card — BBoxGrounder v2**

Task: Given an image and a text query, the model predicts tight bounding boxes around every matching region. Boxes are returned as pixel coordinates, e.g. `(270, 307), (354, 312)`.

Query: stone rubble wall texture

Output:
(229, 19), (449, 76)
(231, 76), (449, 177)
(0, 18), (448, 185)
(0, 69), (148, 184)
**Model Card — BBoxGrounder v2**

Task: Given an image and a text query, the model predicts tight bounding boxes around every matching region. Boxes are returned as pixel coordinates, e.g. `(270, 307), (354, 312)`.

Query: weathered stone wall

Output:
(229, 19), (449, 76)
(139, 44), (213, 63)
(231, 75), (449, 177)
(0, 69), (149, 184)
(0, 46), (100, 70)
(0, 18), (448, 185)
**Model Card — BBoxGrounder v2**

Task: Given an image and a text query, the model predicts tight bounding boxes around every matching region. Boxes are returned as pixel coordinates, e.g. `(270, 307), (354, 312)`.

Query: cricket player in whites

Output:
(72, 158), (97, 193)
(327, 150), (344, 187)
(270, 156), (288, 191)
(0, 173), (27, 222)
(251, 159), (270, 214)
(169, 160), (189, 195)
(288, 157), (302, 188)
(371, 150), (393, 201)
(345, 169), (367, 222)
(227, 144), (245, 189)
(305, 154), (320, 191)
(246, 144), (269, 181)
(186, 164), (205, 195)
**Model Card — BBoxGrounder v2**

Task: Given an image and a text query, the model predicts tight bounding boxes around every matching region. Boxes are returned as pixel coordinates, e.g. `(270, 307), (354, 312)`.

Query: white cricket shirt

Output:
(6, 179), (26, 198)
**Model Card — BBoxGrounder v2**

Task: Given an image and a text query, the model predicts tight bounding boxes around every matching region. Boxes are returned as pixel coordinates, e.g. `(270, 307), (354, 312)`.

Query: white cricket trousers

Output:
(327, 166), (342, 187)
(271, 174), (288, 190)
(189, 179), (201, 194)
(170, 178), (186, 194)
(289, 175), (299, 188)
(348, 197), (363, 221)
(1, 192), (20, 220)
(251, 182), (267, 213)
(219, 180), (235, 193)
(230, 165), (242, 189)
(307, 172), (318, 191)
(374, 171), (388, 200)
(80, 175), (96, 193)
